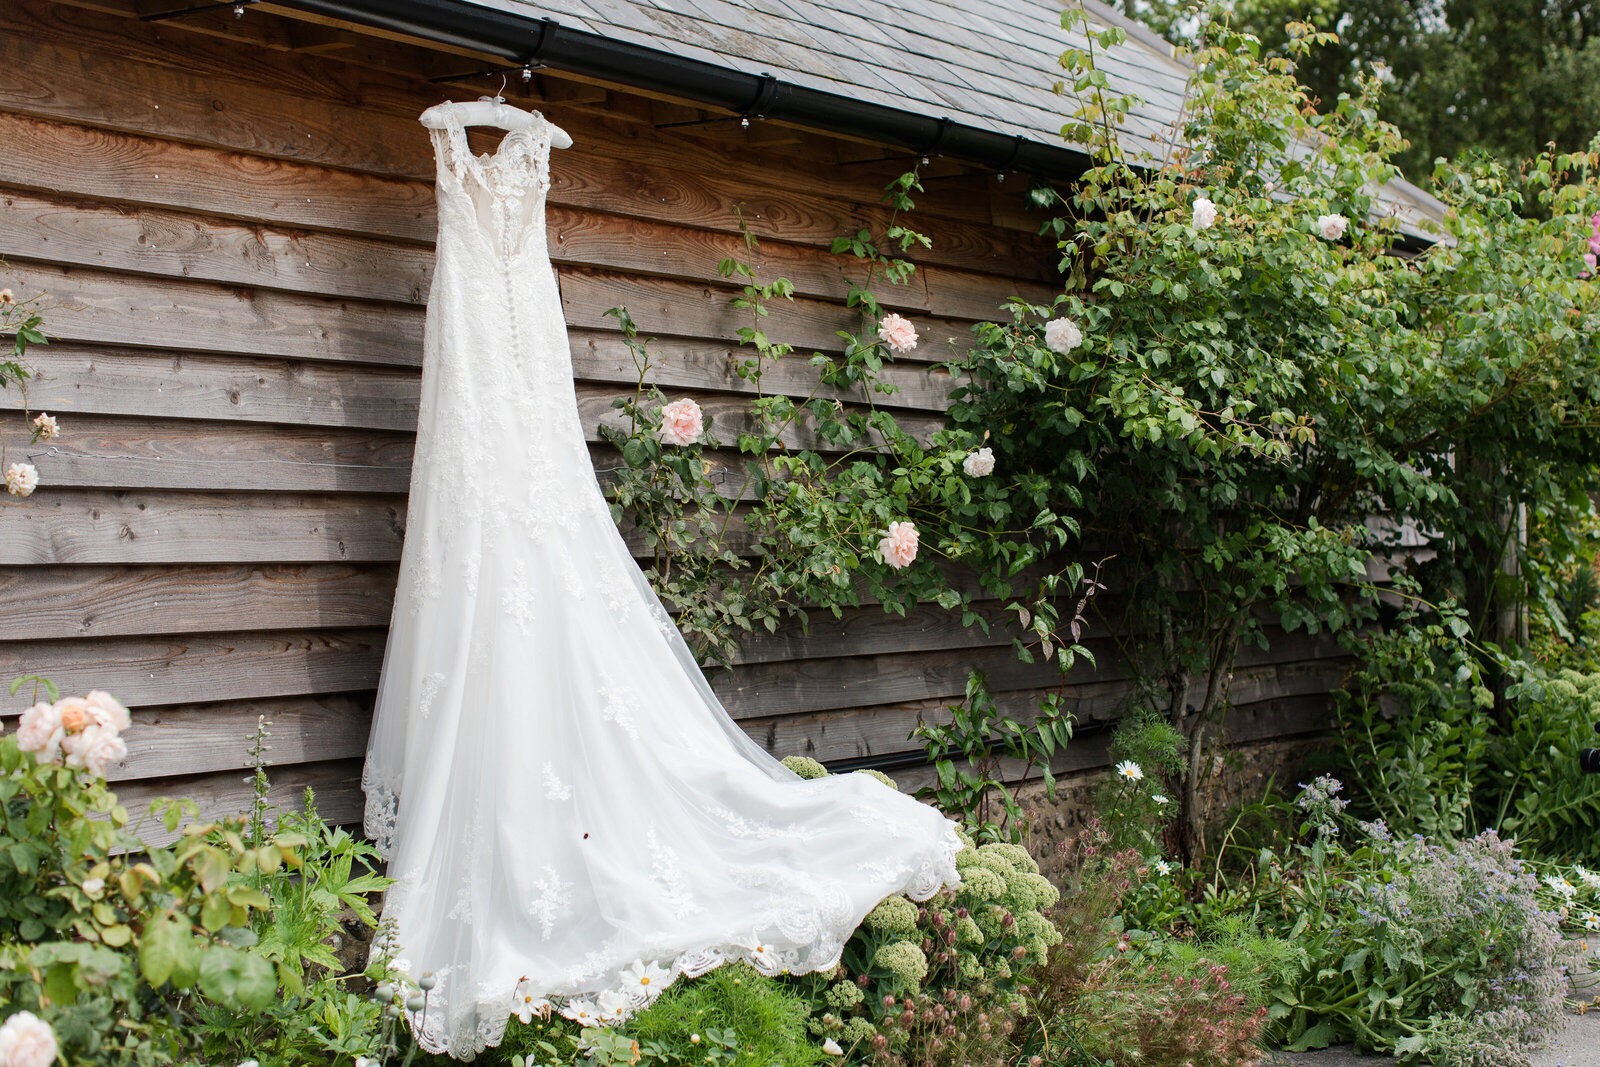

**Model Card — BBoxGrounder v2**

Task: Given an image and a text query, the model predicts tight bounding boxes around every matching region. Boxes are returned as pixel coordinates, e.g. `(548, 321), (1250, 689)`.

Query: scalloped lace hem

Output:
(399, 821), (963, 1059)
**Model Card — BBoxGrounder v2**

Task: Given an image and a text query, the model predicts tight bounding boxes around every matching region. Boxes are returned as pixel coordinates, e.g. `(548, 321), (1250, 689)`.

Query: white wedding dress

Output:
(361, 103), (963, 1058)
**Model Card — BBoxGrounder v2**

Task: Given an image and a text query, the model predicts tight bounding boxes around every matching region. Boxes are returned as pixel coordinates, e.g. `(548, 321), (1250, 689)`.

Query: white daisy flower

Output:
(1544, 874), (1578, 899)
(1115, 760), (1144, 781)
(1153, 859), (1173, 876)
(559, 998), (603, 1025)
(621, 958), (671, 1001)
(734, 934), (781, 973)
(1152, 794), (1170, 805)
(1584, 912), (1600, 931)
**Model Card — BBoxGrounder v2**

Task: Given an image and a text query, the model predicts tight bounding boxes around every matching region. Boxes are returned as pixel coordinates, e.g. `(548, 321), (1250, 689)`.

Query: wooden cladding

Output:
(0, 0), (1335, 826)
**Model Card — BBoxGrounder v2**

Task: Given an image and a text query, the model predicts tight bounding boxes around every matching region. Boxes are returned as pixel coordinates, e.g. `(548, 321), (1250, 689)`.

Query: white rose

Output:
(1317, 213), (1349, 240)
(962, 447), (995, 478)
(30, 413), (58, 441)
(0, 1012), (58, 1067)
(1192, 196), (1217, 229)
(822, 1038), (844, 1056)
(5, 462), (38, 497)
(1043, 317), (1083, 355)
(82, 877), (105, 894)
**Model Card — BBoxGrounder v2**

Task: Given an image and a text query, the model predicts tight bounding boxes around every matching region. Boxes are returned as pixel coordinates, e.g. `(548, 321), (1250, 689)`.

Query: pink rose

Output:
(876, 313), (918, 353)
(877, 521), (919, 570)
(658, 398), (703, 447)
(83, 690), (132, 732)
(15, 701), (64, 760)
(62, 723), (127, 778)
(0, 1011), (58, 1067)
(1317, 213), (1349, 240)
(1585, 252), (1597, 277)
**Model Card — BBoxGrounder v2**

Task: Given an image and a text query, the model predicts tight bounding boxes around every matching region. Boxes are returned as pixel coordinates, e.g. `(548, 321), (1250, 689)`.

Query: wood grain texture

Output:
(0, 629), (385, 707)
(113, 758), (364, 846)
(2, 335), (958, 435)
(12, 414), (414, 492)
(1, 490), (407, 565)
(110, 695), (370, 783)
(0, 564), (396, 640)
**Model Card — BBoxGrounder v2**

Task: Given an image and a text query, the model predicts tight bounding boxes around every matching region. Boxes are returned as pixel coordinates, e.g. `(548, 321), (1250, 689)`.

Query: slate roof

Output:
(456, 0), (1447, 236)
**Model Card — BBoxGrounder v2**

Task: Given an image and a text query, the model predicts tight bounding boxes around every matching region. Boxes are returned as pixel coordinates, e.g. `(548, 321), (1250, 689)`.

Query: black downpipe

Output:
(274, 0), (1092, 183)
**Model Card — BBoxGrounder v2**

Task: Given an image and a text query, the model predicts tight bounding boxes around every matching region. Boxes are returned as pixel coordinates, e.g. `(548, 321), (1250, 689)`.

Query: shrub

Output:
(0, 686), (394, 1067)
(1213, 780), (1578, 1063)
(1488, 665), (1600, 865)
(621, 963), (824, 1067)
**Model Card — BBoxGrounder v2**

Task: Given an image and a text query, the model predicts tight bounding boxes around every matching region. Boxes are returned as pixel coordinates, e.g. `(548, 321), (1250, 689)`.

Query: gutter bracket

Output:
(654, 71), (779, 130)
(427, 17), (558, 85)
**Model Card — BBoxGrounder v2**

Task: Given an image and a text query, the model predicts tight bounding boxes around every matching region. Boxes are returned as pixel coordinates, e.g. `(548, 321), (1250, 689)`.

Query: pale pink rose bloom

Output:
(1317, 213), (1349, 240)
(657, 398), (703, 447)
(877, 521), (919, 570)
(5, 462), (38, 497)
(83, 690), (132, 732)
(30, 413), (58, 440)
(54, 697), (91, 735)
(1192, 196), (1217, 229)
(63, 723), (128, 777)
(1043, 317), (1083, 355)
(15, 701), (64, 760)
(876, 313), (919, 353)
(1585, 252), (1597, 276)
(963, 447), (995, 478)
(0, 1011), (58, 1067)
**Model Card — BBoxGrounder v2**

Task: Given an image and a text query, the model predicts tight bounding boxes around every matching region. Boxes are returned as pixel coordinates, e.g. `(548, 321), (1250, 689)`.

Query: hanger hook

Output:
(496, 72), (508, 101)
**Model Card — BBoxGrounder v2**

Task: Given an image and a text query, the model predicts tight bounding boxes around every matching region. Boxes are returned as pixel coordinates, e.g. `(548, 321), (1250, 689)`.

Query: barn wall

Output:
(0, 0), (1338, 827)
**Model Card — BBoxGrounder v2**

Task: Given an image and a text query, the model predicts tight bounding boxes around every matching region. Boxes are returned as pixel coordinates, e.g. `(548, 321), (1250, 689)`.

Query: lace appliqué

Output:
(598, 682), (640, 739)
(647, 825), (702, 921)
(527, 865), (573, 940)
(542, 762), (571, 801)
(418, 672), (446, 720)
(502, 562), (538, 635)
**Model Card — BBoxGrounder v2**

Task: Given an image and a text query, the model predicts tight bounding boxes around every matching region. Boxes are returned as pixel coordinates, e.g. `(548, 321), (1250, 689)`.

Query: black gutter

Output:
(272, 0), (1093, 184)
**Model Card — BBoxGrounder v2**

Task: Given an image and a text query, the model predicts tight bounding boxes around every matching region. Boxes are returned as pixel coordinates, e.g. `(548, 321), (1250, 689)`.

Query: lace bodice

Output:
(426, 103), (556, 265)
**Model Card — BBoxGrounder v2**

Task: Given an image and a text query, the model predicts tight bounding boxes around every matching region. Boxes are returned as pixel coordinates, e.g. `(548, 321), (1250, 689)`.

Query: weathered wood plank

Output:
(110, 695), (370, 783)
(0, 112), (437, 240)
(0, 107), (1047, 287)
(0, 33), (435, 179)
(2, 337), (958, 433)
(0, 186), (434, 305)
(0, 629), (386, 707)
(0, 564), (396, 640)
(7, 345), (423, 431)
(745, 660), (1346, 764)
(3, 262), (422, 367)
(10, 413), (413, 492)
(1, 261), (975, 372)
(0, 490), (407, 565)
(113, 758), (364, 846)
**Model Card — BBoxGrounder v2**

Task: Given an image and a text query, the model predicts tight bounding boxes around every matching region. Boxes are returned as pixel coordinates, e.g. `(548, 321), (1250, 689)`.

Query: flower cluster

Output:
(14, 690), (131, 777)
(1295, 774), (1349, 834)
